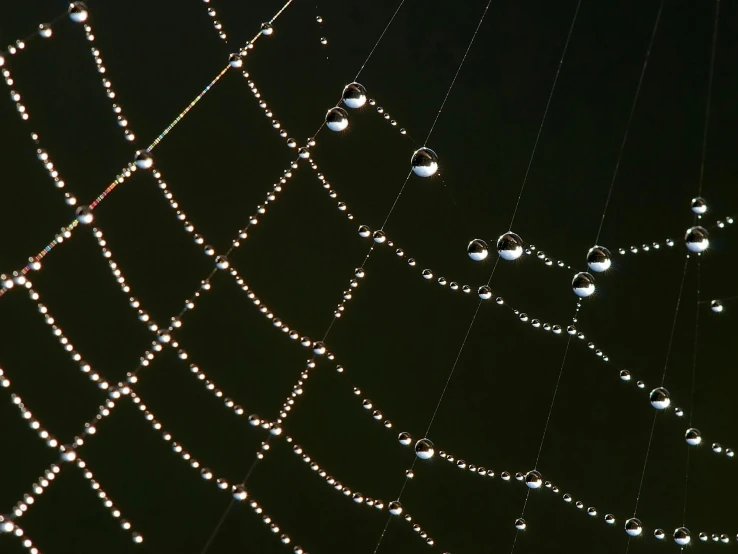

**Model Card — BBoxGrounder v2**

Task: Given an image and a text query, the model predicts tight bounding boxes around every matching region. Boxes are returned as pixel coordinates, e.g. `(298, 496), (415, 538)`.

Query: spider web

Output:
(1, 1), (737, 553)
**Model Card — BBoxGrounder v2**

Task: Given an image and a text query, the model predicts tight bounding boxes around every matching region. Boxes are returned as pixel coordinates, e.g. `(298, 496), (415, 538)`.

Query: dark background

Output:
(1, 0), (738, 553)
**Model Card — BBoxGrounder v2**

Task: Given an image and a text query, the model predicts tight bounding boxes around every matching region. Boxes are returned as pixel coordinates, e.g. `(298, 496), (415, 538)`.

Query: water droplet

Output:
(342, 82), (367, 109)
(649, 387), (670, 410)
(68, 2), (89, 23)
(685, 428), (701, 445)
(586, 246), (612, 272)
(691, 196), (707, 214)
(625, 518), (643, 536)
(415, 438), (435, 460)
(75, 205), (93, 224)
(215, 255), (229, 270)
(135, 150), (153, 169)
(572, 272), (595, 298)
(497, 232), (524, 261)
(478, 286), (492, 300)
(325, 107), (349, 131)
(411, 147), (439, 177)
(685, 226), (709, 253)
(467, 239), (488, 261)
(674, 527), (691, 546)
(525, 470), (542, 489)
(233, 485), (248, 501)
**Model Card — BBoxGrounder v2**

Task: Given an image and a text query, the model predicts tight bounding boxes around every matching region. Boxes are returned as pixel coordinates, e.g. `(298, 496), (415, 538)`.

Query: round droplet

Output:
(215, 255), (229, 270)
(135, 150), (153, 169)
(415, 438), (435, 460)
(674, 527), (691, 546)
(411, 147), (439, 177)
(313, 341), (326, 355)
(75, 205), (93, 224)
(398, 432), (412, 446)
(373, 230), (386, 243)
(625, 518), (643, 537)
(478, 286), (492, 300)
(525, 470), (543, 489)
(711, 300), (723, 313)
(586, 246), (612, 272)
(233, 484), (248, 501)
(316, 15), (323, 23)
(260, 22), (274, 35)
(68, 2), (89, 23)
(654, 529), (665, 540)
(342, 82), (367, 109)
(514, 518), (527, 530)
(497, 232), (523, 261)
(649, 387), (670, 410)
(685, 428), (701, 446)
(467, 239), (488, 261)
(325, 107), (349, 131)
(572, 272), (595, 298)
(358, 225), (371, 238)
(298, 147), (310, 159)
(604, 514), (615, 524)
(229, 54), (243, 68)
(38, 24), (53, 38)
(388, 501), (403, 515)
(0, 519), (15, 533)
(691, 197), (707, 214)
(619, 370), (631, 381)
(320, 37), (328, 45)
(60, 446), (77, 462)
(685, 226), (709, 253)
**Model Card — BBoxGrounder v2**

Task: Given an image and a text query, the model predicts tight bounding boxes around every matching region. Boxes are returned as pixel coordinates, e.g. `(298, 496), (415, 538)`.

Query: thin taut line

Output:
(355, 0), (406, 81)
(594, 0), (664, 245)
(508, 0), (583, 232)
(698, 0), (720, 196)
(423, 0), (493, 145)
(660, 255), (690, 386)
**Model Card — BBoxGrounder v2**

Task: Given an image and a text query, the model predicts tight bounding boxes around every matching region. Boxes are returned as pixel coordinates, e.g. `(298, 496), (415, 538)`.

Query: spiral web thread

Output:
(0, 1), (736, 553)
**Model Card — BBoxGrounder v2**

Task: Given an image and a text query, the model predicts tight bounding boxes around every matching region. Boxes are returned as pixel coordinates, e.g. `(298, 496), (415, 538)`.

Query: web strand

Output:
(593, 0), (664, 246)
(508, 0), (583, 232)
(683, 258), (701, 525)
(698, 0), (720, 197)
(629, 253), (689, 532)
(533, 337), (572, 470)
(660, 255), (690, 386)
(354, 0), (406, 81)
(632, 411), (659, 517)
(423, 0), (492, 146)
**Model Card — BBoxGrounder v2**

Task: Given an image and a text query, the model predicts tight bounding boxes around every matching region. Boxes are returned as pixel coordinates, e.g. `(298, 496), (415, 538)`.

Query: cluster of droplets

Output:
(0, 5), (354, 551)
(80, 20), (137, 143)
(3, 4), (738, 552)
(1, 12), (129, 211)
(127, 390), (308, 551)
(201, 0), (227, 41)
(0, 13), (56, 69)
(2, 223), (324, 551)
(353, 224), (738, 462)
(1, 381), (143, 545)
